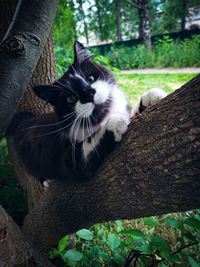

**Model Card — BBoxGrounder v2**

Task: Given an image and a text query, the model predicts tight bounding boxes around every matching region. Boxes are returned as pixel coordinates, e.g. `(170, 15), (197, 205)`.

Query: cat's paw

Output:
(132, 88), (167, 116)
(106, 115), (128, 142)
(43, 179), (51, 189)
(141, 88), (167, 107)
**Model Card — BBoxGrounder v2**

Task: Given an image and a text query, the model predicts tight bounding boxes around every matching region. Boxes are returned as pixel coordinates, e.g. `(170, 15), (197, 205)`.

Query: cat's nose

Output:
(86, 89), (96, 102)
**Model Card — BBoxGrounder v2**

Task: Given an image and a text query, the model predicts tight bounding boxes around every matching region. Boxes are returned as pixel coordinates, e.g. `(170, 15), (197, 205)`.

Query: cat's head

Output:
(33, 41), (115, 123)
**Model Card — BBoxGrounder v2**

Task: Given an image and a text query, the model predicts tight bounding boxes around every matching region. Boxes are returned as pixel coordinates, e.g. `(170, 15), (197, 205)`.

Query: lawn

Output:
(116, 73), (197, 106)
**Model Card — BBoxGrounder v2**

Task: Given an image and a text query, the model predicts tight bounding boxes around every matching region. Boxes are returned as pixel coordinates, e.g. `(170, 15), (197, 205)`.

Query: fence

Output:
(88, 29), (200, 54)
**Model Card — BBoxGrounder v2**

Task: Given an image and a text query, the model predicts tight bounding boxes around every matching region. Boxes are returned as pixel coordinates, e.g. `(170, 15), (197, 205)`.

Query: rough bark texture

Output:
(0, 0), (56, 209)
(0, 205), (55, 267)
(0, 0), (58, 136)
(23, 75), (200, 251)
(7, 35), (56, 209)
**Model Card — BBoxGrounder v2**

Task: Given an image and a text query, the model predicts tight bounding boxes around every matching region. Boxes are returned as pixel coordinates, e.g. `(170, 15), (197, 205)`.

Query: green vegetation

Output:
(104, 36), (200, 70)
(55, 36), (200, 75)
(116, 73), (196, 106)
(48, 211), (200, 266)
(0, 139), (27, 225)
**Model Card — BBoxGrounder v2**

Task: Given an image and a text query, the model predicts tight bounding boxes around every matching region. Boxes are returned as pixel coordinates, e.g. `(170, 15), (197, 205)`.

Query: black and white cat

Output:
(7, 41), (166, 184)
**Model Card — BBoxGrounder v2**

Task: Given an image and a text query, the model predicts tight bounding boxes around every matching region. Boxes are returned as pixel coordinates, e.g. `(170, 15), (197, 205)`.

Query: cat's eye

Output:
(67, 95), (77, 104)
(86, 75), (95, 84)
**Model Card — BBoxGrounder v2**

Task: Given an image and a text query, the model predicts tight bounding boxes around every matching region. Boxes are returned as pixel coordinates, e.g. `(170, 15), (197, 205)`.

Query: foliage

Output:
(48, 211), (200, 266)
(54, 0), (75, 51)
(104, 36), (200, 70)
(0, 139), (27, 225)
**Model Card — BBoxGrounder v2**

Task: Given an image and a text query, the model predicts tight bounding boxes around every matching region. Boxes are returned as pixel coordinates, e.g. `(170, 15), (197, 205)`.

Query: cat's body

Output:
(7, 41), (167, 184)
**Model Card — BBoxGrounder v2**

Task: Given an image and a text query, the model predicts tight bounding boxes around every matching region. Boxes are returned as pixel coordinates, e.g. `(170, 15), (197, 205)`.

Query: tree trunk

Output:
(0, 0), (58, 137)
(94, 0), (103, 41)
(78, 0), (89, 44)
(115, 0), (122, 41)
(138, 0), (152, 50)
(0, 0), (57, 209)
(0, 205), (55, 266)
(180, 0), (187, 31)
(23, 74), (200, 251)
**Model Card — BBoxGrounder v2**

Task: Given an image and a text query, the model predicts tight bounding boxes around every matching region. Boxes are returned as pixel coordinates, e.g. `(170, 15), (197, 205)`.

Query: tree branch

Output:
(126, 0), (142, 9)
(0, 206), (55, 267)
(23, 75), (200, 250)
(0, 0), (59, 137)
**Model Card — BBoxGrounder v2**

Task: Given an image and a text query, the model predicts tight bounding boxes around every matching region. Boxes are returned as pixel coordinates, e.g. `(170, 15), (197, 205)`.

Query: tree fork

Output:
(23, 75), (200, 250)
(0, 0), (59, 137)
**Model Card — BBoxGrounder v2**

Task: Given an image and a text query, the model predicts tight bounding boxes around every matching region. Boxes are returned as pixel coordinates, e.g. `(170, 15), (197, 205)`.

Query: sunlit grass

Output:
(116, 73), (197, 106)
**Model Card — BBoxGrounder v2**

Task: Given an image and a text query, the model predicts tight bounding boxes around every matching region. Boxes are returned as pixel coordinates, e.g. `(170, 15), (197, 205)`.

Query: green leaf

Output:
(58, 235), (68, 253)
(184, 218), (200, 232)
(138, 243), (152, 253)
(144, 217), (161, 226)
(159, 251), (173, 263)
(188, 256), (200, 267)
(120, 229), (145, 238)
(150, 235), (171, 253)
(76, 229), (93, 241)
(184, 232), (197, 242)
(47, 248), (59, 259)
(165, 216), (181, 230)
(107, 233), (121, 251)
(63, 249), (83, 262)
(115, 220), (123, 232)
(112, 252), (125, 265)
(159, 263), (169, 267)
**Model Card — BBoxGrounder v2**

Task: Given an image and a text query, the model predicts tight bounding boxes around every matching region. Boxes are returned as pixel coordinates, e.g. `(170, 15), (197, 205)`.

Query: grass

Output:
(116, 73), (197, 106)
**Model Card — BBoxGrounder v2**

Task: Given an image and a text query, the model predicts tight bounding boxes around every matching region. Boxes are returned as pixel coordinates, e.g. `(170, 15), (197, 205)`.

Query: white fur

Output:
(132, 88), (167, 116)
(82, 84), (130, 159)
(75, 101), (94, 118)
(92, 80), (112, 105)
(82, 127), (106, 160)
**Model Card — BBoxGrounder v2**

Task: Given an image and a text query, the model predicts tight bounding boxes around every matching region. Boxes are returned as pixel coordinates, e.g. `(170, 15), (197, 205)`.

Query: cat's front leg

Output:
(106, 114), (129, 142)
(132, 88), (167, 116)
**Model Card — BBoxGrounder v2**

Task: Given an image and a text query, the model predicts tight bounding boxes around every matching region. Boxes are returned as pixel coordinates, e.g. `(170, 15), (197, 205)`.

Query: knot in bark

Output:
(0, 34), (25, 55)
(6, 36), (25, 54)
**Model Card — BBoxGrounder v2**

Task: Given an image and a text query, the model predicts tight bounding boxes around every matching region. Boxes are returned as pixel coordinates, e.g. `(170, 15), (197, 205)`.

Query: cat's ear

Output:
(33, 84), (60, 106)
(74, 41), (91, 64)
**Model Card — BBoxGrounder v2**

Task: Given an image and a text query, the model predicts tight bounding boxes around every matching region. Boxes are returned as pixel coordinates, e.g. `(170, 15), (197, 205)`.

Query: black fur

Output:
(7, 41), (120, 183)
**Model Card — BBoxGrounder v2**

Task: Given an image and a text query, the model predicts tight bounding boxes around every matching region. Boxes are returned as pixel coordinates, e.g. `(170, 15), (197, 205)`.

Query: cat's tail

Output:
(6, 112), (34, 136)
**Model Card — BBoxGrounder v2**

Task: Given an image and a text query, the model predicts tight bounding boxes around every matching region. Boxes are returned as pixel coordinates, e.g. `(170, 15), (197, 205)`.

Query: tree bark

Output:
(23, 74), (200, 251)
(180, 0), (187, 31)
(115, 0), (122, 41)
(0, 205), (55, 267)
(127, 0), (152, 50)
(0, 0), (59, 137)
(138, 0), (152, 50)
(94, 0), (103, 41)
(0, 0), (57, 209)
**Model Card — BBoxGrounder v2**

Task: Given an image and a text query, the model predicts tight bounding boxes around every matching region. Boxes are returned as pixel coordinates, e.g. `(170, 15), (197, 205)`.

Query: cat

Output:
(7, 41), (167, 185)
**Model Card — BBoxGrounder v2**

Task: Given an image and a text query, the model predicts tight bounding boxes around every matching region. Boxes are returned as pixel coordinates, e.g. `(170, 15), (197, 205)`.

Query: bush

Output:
(104, 36), (200, 70)
(48, 211), (200, 266)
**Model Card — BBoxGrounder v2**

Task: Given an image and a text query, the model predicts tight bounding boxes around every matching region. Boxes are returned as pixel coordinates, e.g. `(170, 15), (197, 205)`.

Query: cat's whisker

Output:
(88, 116), (100, 157)
(32, 120), (75, 138)
(82, 118), (88, 161)
(91, 62), (106, 81)
(20, 111), (76, 131)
